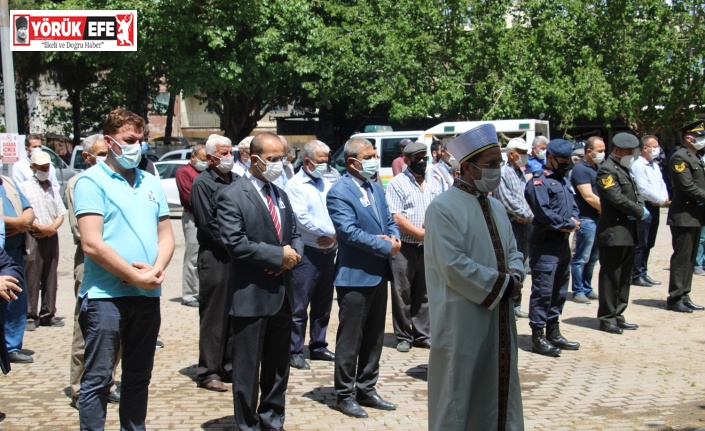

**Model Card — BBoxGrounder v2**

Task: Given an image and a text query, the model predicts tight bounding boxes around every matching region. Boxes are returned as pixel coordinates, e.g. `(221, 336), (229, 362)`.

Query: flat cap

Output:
(547, 139), (573, 158)
(30, 150), (51, 165)
(680, 120), (705, 136)
(448, 124), (499, 164)
(506, 138), (530, 152)
(403, 141), (427, 156)
(612, 133), (639, 149)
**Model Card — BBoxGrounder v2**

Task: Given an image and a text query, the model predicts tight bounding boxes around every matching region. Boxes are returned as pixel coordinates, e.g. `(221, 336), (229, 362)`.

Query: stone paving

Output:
(1, 208), (705, 430)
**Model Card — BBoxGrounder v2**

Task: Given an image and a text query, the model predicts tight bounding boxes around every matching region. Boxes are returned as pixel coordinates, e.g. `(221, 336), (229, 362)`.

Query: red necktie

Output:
(264, 184), (282, 241)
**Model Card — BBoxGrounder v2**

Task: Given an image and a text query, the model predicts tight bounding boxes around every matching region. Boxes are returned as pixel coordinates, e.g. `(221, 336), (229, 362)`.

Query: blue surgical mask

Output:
(109, 137), (142, 169)
(194, 160), (208, 172)
(309, 162), (328, 179)
(353, 158), (378, 179)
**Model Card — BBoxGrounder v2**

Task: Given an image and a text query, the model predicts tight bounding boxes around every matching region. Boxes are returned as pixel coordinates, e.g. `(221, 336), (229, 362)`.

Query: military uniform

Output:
(666, 145), (705, 309)
(524, 139), (580, 356)
(595, 137), (644, 330)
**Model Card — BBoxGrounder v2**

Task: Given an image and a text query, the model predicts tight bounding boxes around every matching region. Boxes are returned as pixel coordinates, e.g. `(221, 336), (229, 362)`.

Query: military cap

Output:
(679, 120), (705, 136)
(403, 141), (427, 156)
(612, 133), (639, 149)
(448, 124), (499, 164)
(546, 139), (573, 158)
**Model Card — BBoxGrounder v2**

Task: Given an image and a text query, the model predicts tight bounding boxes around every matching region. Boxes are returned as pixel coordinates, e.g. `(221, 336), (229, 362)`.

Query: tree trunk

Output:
(218, 94), (264, 144)
(164, 90), (176, 138)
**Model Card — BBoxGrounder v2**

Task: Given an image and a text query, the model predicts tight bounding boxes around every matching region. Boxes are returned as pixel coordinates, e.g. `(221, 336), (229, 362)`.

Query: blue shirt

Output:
(284, 169), (335, 248)
(74, 163), (169, 299)
(570, 159), (599, 220)
(526, 156), (545, 175)
(0, 177), (31, 250)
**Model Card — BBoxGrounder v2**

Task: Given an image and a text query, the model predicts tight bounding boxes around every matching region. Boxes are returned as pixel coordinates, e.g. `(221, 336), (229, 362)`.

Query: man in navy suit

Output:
(217, 132), (303, 431)
(326, 137), (401, 419)
(0, 243), (24, 375)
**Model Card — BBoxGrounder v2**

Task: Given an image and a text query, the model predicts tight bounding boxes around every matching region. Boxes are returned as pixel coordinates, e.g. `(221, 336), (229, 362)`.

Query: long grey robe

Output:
(425, 186), (524, 431)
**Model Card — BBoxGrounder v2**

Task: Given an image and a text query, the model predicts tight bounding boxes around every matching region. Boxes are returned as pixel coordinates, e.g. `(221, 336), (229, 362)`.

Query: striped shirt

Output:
(430, 161), (454, 192)
(19, 176), (67, 225)
(494, 163), (533, 221)
(386, 169), (440, 244)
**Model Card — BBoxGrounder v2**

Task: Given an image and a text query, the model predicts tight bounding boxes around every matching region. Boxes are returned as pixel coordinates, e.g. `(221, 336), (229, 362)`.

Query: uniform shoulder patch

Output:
(674, 162), (686, 173)
(533, 179), (543, 185)
(601, 175), (615, 189)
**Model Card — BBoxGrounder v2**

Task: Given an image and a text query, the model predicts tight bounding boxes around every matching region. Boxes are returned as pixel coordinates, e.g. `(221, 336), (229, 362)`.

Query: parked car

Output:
(154, 160), (188, 216)
(158, 149), (192, 161)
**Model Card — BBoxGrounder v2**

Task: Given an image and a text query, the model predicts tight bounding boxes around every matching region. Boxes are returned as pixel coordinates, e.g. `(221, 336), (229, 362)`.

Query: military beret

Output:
(679, 120), (705, 136)
(612, 133), (639, 149)
(403, 141), (427, 156)
(546, 139), (572, 158)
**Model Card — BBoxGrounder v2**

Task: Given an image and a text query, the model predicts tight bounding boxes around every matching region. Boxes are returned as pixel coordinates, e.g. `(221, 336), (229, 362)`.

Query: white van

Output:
(332, 119), (549, 188)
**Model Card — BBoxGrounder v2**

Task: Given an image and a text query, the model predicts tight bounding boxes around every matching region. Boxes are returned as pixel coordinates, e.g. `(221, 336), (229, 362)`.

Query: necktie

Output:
(264, 184), (282, 241)
(363, 182), (381, 223)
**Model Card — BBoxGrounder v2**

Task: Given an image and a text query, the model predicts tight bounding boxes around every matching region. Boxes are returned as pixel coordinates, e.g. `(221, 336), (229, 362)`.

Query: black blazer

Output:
(595, 156), (643, 247)
(216, 176), (303, 318)
(667, 146), (705, 227)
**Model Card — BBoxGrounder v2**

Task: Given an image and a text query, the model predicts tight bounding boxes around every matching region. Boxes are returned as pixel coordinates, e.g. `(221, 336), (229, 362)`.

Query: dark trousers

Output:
(528, 238), (570, 329)
(197, 247), (232, 384)
(290, 246), (335, 354)
(24, 235), (59, 322)
(0, 245), (27, 353)
(78, 296), (160, 431)
(597, 246), (634, 324)
(390, 242), (429, 343)
(668, 226), (700, 305)
(334, 279), (388, 401)
(231, 300), (292, 431)
(511, 221), (532, 308)
(632, 204), (660, 279)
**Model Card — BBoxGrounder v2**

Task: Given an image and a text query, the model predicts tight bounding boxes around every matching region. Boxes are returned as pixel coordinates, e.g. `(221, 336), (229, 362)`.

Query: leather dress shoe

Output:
(644, 275), (661, 285)
(413, 339), (431, 349)
(309, 349), (335, 361)
(684, 300), (705, 311)
(356, 393), (396, 411)
(617, 321), (639, 330)
(667, 302), (693, 313)
(336, 399), (368, 418)
(200, 379), (227, 392)
(108, 387), (121, 403)
(599, 322), (623, 335)
(631, 276), (653, 287)
(290, 353), (310, 370)
(8, 351), (33, 363)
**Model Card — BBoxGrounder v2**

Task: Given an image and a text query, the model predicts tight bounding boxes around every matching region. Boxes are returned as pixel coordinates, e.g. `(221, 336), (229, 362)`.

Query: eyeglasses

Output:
(471, 161), (505, 169)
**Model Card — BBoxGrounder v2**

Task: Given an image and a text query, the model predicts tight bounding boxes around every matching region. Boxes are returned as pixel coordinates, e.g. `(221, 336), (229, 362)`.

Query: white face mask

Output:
(108, 137), (142, 170)
(28, 147), (41, 159)
(536, 149), (547, 160)
(194, 160), (208, 172)
(650, 148), (660, 160)
(618, 151), (638, 168)
(34, 170), (49, 182)
(215, 156), (234, 173)
(95, 156), (107, 164)
(692, 136), (705, 151)
(515, 154), (528, 167)
(591, 151), (605, 164)
(308, 161), (328, 179)
(470, 164), (502, 193)
(256, 156), (283, 182)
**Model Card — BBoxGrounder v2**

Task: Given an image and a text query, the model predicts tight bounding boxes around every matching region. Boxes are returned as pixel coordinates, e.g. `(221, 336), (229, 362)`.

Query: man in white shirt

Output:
(630, 135), (670, 286)
(12, 134), (60, 196)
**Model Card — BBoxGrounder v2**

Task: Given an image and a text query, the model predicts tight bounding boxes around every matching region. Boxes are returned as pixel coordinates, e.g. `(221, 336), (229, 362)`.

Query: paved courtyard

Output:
(1, 208), (705, 430)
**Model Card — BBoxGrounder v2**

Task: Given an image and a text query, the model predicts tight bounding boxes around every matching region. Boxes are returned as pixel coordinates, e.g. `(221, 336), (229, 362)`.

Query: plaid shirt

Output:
(494, 163), (533, 221)
(385, 169), (440, 244)
(19, 176), (67, 225)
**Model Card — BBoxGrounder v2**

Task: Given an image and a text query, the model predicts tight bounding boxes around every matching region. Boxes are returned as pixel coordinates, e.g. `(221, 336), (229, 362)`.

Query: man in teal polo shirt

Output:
(74, 109), (175, 431)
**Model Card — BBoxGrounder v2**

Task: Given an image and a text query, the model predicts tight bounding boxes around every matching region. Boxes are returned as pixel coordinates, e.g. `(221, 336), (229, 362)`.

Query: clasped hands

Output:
(266, 245), (302, 276)
(560, 217), (581, 233)
(377, 234), (401, 255)
(123, 262), (164, 290)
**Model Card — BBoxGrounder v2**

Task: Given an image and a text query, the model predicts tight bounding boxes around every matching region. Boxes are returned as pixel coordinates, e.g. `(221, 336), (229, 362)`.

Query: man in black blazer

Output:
(666, 121), (705, 313)
(217, 132), (303, 431)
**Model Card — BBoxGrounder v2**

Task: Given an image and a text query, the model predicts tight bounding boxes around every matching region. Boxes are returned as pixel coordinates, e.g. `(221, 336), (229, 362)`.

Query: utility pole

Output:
(0, 0), (18, 133)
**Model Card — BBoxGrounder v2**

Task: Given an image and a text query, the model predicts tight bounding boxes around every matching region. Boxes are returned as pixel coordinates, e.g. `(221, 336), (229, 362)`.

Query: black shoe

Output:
(684, 300), (705, 311)
(155, 340), (165, 349)
(599, 322), (623, 334)
(8, 351), (33, 363)
(644, 275), (661, 285)
(617, 321), (639, 330)
(39, 318), (64, 327)
(290, 353), (310, 370)
(356, 393), (396, 411)
(335, 399), (368, 418)
(396, 340), (411, 352)
(546, 321), (580, 350)
(70, 396), (79, 410)
(413, 339), (431, 349)
(531, 328), (561, 357)
(309, 349), (335, 361)
(108, 387), (120, 403)
(666, 302), (693, 313)
(631, 276), (653, 287)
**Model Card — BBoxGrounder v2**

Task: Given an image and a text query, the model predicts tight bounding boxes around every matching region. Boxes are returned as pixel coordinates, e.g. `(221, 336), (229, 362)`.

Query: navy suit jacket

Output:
(326, 173), (399, 288)
(217, 176), (303, 318)
(0, 246), (23, 374)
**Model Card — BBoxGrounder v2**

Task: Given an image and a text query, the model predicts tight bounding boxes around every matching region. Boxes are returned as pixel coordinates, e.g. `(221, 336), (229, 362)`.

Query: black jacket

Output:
(595, 156), (644, 247)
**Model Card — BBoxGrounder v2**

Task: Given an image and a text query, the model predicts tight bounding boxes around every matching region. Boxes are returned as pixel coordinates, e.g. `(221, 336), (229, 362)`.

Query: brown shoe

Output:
(200, 379), (227, 392)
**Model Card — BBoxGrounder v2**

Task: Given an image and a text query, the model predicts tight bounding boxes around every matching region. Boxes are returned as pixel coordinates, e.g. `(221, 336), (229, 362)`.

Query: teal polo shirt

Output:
(74, 162), (169, 299)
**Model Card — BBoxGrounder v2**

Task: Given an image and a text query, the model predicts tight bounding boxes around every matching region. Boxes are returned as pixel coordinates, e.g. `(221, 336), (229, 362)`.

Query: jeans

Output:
(570, 218), (599, 296)
(0, 245), (27, 354)
(695, 227), (705, 268)
(79, 296), (160, 431)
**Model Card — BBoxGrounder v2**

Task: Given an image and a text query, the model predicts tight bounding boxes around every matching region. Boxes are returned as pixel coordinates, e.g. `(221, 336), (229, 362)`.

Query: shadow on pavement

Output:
(382, 332), (398, 349)
(631, 298), (666, 310)
(167, 297), (182, 303)
(201, 415), (235, 430)
(179, 364), (199, 382)
(517, 334), (533, 353)
(561, 316), (599, 331)
(302, 386), (337, 407)
(405, 364), (427, 381)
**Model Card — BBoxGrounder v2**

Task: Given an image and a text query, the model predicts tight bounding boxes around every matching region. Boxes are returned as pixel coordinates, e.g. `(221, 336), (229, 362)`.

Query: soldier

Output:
(665, 121), (705, 313)
(525, 139), (581, 357)
(595, 133), (647, 334)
